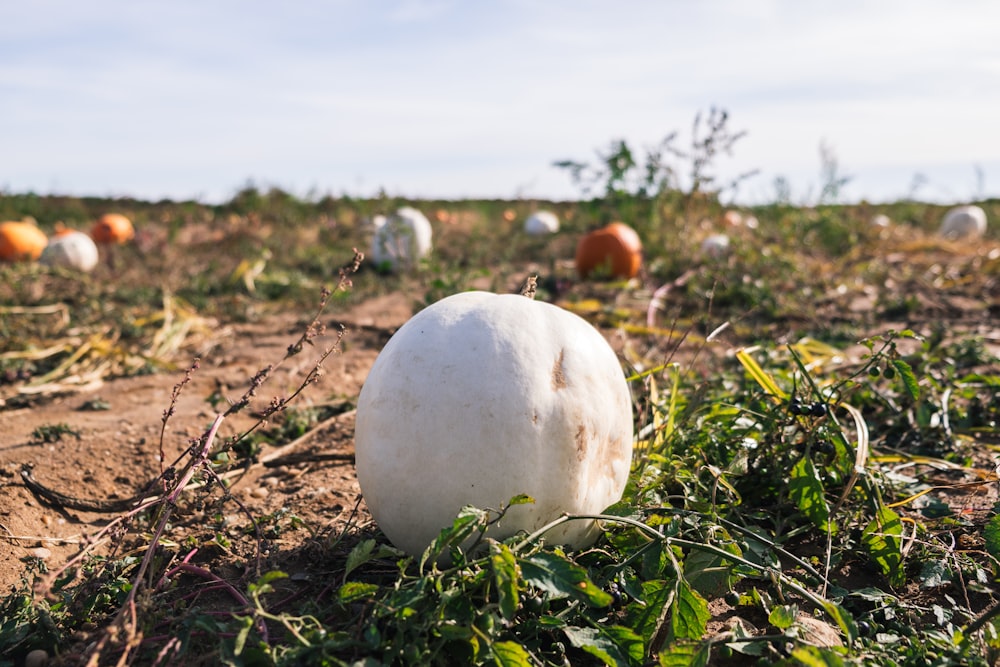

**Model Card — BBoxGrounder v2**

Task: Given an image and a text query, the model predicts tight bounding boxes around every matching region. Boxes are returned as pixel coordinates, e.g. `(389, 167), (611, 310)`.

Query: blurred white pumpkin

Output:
(524, 210), (560, 235)
(370, 206), (432, 270)
(722, 210), (743, 227)
(355, 290), (634, 557)
(40, 230), (99, 272)
(700, 233), (731, 258)
(870, 213), (891, 228)
(939, 205), (987, 240)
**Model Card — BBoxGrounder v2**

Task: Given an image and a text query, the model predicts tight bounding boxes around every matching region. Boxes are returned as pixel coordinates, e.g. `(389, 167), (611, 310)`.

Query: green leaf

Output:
(247, 570), (288, 596)
(918, 559), (952, 589)
(669, 579), (710, 641)
(789, 456), (833, 534)
(624, 579), (673, 643)
(769, 604), (798, 630)
(467, 635), (482, 663)
(437, 623), (474, 640)
(891, 358), (920, 401)
(818, 600), (858, 646)
(657, 640), (711, 667)
(490, 541), (520, 621)
(420, 506), (489, 570)
(337, 581), (379, 604)
(726, 629), (766, 657)
(828, 429), (855, 480)
(491, 640), (533, 667)
(983, 515), (1000, 560)
(563, 625), (644, 666)
(684, 539), (741, 598)
(862, 504), (904, 588)
(790, 644), (848, 666)
(344, 538), (376, 579)
(602, 625), (645, 663)
(520, 552), (613, 607)
(847, 587), (895, 603)
(232, 614), (254, 656)
(641, 540), (672, 580)
(506, 494), (535, 507)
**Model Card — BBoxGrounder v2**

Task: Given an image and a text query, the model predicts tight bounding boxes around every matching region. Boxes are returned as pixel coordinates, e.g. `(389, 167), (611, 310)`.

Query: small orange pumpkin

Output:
(575, 222), (642, 279)
(91, 213), (135, 244)
(51, 222), (78, 237)
(0, 221), (48, 262)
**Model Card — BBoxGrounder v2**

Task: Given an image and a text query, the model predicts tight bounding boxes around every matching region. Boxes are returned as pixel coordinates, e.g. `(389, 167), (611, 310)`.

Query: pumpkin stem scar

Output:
(551, 349), (568, 390)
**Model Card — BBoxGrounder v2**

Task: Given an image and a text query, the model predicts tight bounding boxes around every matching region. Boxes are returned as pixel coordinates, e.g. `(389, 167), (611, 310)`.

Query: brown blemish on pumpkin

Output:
(575, 424), (587, 460)
(608, 437), (630, 471)
(587, 435), (627, 491)
(551, 349), (567, 390)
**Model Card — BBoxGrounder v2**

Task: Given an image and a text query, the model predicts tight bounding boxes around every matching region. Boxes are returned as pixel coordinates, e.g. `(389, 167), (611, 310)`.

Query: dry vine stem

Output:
(43, 249), (367, 667)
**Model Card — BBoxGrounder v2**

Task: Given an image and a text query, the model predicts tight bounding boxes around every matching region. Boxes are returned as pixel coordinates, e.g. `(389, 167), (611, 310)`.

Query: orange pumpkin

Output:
(51, 222), (78, 237)
(575, 222), (642, 279)
(0, 221), (48, 262)
(91, 213), (135, 244)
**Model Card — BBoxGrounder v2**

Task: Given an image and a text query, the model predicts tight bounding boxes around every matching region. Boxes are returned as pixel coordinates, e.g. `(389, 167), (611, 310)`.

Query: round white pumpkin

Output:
(524, 210), (560, 235)
(355, 291), (634, 557)
(40, 231), (100, 272)
(370, 206), (432, 270)
(940, 205), (987, 240)
(700, 233), (731, 258)
(870, 213), (891, 228)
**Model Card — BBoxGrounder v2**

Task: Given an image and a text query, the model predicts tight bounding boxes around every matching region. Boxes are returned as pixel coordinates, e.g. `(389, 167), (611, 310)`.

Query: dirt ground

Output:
(0, 290), (414, 595)
(3, 259), (999, 601)
(3, 216), (1000, 662)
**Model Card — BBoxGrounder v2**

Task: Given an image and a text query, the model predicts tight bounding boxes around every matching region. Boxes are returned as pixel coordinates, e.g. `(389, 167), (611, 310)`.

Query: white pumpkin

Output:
(524, 210), (560, 235)
(940, 205), (987, 240)
(40, 231), (99, 272)
(870, 213), (891, 228)
(700, 233), (731, 258)
(722, 210), (743, 227)
(355, 291), (634, 557)
(370, 206), (432, 270)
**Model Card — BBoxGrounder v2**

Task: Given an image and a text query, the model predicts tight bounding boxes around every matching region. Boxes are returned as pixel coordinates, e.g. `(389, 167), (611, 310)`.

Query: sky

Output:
(3, 1), (1000, 206)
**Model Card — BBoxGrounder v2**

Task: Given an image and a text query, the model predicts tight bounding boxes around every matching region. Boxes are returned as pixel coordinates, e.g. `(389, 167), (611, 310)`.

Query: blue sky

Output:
(3, 1), (999, 205)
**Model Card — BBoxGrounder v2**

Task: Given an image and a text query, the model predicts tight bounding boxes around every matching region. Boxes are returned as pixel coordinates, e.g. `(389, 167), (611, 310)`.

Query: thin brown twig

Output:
(0, 521), (83, 545)
(259, 408), (356, 465)
(159, 358), (200, 476)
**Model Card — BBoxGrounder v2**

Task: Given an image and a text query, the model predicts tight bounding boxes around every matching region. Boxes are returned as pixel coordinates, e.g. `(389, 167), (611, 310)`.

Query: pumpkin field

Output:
(1, 186), (1000, 666)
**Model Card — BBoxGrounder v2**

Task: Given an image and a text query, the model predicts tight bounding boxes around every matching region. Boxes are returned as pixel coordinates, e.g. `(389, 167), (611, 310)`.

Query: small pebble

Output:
(31, 547), (52, 560)
(251, 487), (269, 499)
